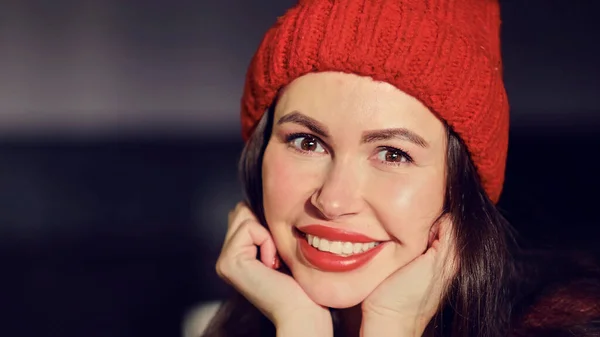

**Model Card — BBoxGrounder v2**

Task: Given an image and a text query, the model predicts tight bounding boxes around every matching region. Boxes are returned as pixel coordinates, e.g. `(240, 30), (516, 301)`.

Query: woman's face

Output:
(261, 72), (448, 308)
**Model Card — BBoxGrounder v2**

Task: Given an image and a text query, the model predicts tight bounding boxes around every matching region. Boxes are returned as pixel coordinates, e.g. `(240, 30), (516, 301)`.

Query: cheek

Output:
(368, 171), (445, 247)
(261, 144), (322, 225)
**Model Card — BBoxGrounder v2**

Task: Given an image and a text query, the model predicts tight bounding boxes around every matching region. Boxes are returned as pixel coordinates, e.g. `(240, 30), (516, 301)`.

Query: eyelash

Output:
(283, 132), (414, 166)
(285, 133), (327, 155)
(376, 146), (414, 166)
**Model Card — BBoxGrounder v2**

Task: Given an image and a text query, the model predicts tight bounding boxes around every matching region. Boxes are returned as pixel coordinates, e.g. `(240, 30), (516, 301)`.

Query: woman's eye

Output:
(291, 136), (326, 153)
(376, 148), (411, 164)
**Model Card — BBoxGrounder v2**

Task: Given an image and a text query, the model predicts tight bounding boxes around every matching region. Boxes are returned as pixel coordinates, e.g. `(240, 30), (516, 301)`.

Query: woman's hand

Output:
(216, 202), (333, 336)
(360, 217), (458, 337)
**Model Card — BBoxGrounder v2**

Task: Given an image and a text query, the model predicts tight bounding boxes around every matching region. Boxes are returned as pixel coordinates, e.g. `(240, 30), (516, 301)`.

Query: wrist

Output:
(275, 312), (333, 337)
(360, 313), (426, 337)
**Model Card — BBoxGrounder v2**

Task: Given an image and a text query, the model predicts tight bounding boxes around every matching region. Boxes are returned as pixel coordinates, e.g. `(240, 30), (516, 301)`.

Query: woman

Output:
(201, 0), (600, 336)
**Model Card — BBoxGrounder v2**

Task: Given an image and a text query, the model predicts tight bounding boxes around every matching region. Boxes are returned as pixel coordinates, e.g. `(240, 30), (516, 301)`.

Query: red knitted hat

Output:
(240, 0), (510, 203)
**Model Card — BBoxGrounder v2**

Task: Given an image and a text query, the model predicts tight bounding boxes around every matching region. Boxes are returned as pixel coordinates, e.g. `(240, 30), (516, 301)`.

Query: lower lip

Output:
(298, 236), (385, 272)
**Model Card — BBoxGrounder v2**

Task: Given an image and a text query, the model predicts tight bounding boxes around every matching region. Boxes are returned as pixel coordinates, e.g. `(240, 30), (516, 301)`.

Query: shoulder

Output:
(510, 251), (600, 336)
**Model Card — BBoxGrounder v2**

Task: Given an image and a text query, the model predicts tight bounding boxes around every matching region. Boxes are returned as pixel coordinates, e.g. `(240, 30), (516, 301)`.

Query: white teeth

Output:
(330, 241), (343, 254)
(305, 234), (379, 256)
(318, 239), (329, 251)
(342, 242), (353, 255)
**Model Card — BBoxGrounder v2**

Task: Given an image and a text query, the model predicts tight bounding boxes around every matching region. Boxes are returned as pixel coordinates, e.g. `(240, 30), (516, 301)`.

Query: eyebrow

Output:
(276, 111), (330, 138)
(362, 128), (429, 148)
(276, 111), (429, 148)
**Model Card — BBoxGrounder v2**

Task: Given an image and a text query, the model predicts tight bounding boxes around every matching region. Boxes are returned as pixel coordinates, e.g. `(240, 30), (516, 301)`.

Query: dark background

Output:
(1, 1), (599, 336)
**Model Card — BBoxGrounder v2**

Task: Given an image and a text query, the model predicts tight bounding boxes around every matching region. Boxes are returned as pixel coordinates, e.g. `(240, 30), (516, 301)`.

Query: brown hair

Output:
(204, 105), (519, 337)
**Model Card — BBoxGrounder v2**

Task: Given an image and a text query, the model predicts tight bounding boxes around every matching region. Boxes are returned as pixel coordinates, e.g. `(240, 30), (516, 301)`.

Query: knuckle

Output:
(226, 218), (253, 238)
(215, 258), (230, 279)
(238, 218), (259, 233)
(228, 205), (253, 227)
(227, 214), (239, 229)
(235, 201), (246, 211)
(228, 202), (243, 219)
(238, 218), (252, 229)
(237, 202), (252, 215)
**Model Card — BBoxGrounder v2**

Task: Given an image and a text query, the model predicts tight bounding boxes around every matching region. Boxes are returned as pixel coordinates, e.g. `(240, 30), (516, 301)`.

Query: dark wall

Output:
(1, 1), (599, 337)
(3, 129), (600, 337)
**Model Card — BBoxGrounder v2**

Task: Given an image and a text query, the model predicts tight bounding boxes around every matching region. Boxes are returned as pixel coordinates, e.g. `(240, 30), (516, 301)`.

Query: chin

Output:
(279, 241), (405, 309)
(290, 266), (380, 309)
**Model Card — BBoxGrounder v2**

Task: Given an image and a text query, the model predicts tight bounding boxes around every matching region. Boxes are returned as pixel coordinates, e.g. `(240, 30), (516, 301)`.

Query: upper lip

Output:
(297, 224), (382, 243)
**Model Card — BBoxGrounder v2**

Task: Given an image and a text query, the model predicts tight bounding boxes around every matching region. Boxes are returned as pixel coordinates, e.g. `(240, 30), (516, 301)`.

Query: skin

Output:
(262, 71), (448, 309)
(216, 71), (458, 337)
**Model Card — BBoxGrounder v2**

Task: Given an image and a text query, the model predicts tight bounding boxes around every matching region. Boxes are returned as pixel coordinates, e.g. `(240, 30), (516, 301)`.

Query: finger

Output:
(223, 219), (279, 272)
(218, 222), (293, 312)
(225, 202), (258, 243)
(434, 217), (454, 256)
(434, 218), (459, 281)
(438, 218), (453, 247)
(228, 202), (252, 230)
(259, 241), (278, 269)
(217, 219), (272, 282)
(427, 219), (440, 247)
(225, 219), (270, 257)
(250, 225), (277, 268)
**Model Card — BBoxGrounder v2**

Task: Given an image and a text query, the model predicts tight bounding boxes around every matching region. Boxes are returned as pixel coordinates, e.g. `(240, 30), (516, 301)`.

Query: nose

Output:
(310, 159), (364, 220)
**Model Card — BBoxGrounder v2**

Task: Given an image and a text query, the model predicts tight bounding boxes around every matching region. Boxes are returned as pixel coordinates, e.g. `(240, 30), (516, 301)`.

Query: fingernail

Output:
(272, 256), (280, 269)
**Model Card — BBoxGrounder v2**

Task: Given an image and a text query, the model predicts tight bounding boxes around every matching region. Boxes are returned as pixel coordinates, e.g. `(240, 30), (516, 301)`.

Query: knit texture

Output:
(240, 0), (510, 203)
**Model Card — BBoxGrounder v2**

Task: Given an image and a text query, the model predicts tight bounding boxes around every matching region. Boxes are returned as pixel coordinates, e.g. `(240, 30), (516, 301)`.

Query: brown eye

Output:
(301, 137), (317, 151)
(291, 136), (325, 153)
(385, 150), (403, 162)
(377, 148), (410, 164)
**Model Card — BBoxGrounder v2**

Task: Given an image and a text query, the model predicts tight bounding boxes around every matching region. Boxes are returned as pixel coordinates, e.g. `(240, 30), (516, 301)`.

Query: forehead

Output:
(274, 72), (445, 140)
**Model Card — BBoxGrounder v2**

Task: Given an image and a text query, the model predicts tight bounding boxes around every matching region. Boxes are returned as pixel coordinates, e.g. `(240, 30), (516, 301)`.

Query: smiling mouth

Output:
(295, 227), (387, 272)
(300, 232), (381, 257)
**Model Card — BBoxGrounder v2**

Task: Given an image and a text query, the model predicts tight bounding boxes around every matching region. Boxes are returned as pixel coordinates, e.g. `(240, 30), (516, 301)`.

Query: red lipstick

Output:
(296, 225), (386, 272)
(299, 224), (379, 243)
